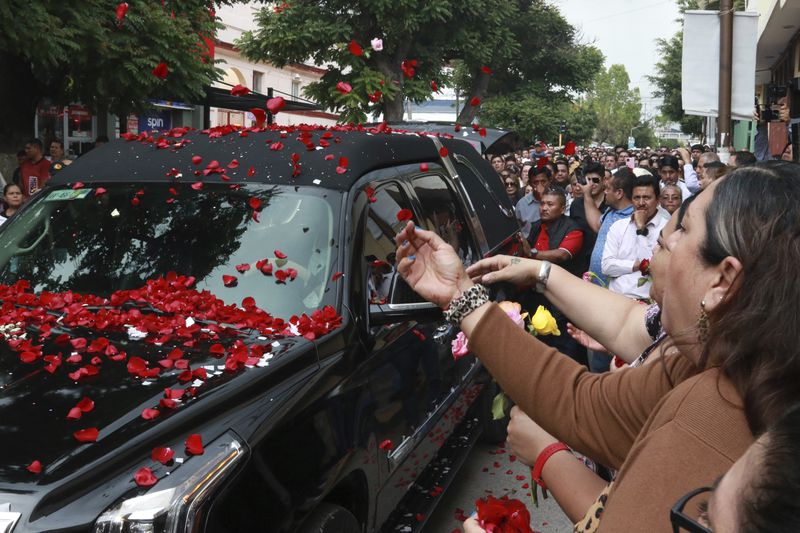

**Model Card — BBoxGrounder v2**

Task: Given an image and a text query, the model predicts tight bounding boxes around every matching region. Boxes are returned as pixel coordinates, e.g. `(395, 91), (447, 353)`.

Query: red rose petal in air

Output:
(191, 155), (203, 165)
(235, 263), (251, 273)
(470, 97), (481, 106)
(336, 81), (352, 94)
(185, 433), (204, 455)
(142, 408), (160, 420)
(134, 466), (158, 487)
(230, 84), (251, 96)
(439, 146), (449, 158)
(331, 272), (343, 282)
(249, 108), (266, 127)
(248, 166), (256, 177)
(74, 428), (99, 443)
(151, 446), (174, 464)
(266, 97), (286, 114)
(116, 2), (129, 25)
(274, 249), (287, 259)
(222, 275), (237, 287)
(67, 407), (83, 420)
(420, 163), (429, 172)
(27, 460), (42, 474)
(480, 66), (492, 74)
(396, 208), (413, 222)
(379, 439), (394, 451)
(431, 80), (439, 92)
(348, 39), (364, 57)
(77, 396), (94, 412)
(152, 62), (169, 80)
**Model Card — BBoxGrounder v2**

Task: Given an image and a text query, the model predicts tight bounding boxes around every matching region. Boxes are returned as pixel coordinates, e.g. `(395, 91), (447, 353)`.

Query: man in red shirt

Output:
(20, 138), (51, 199)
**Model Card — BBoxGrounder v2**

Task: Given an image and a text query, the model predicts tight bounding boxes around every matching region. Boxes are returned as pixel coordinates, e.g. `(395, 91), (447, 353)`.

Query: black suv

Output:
(0, 124), (522, 533)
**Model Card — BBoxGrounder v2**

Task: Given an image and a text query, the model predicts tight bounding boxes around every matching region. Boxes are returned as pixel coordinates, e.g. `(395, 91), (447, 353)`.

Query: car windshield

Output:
(0, 183), (341, 320)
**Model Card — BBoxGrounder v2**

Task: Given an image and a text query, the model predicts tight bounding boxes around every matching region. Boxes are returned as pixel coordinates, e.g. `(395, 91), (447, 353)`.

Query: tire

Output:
(479, 380), (510, 444)
(299, 503), (360, 533)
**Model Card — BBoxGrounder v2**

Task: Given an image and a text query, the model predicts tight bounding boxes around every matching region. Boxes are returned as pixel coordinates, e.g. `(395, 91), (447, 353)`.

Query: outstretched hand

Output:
(566, 322), (607, 352)
(395, 221), (472, 308)
(466, 255), (540, 288)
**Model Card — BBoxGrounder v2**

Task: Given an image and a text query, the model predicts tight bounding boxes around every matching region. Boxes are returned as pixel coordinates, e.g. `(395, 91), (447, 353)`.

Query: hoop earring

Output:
(697, 299), (709, 343)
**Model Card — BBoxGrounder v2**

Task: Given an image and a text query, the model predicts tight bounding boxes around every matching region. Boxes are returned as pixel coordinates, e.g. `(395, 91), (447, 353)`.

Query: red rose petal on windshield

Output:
(72, 182), (85, 190)
(379, 439), (394, 451)
(348, 39), (364, 57)
(74, 428), (99, 443)
(439, 146), (449, 157)
(336, 81), (352, 94)
(267, 97), (286, 114)
(134, 466), (157, 487)
(27, 460), (42, 474)
(235, 263), (251, 273)
(142, 408), (160, 420)
(116, 2), (128, 25)
(191, 155), (203, 165)
(248, 166), (256, 177)
(152, 62), (169, 80)
(420, 163), (429, 172)
(480, 66), (493, 74)
(95, 187), (107, 197)
(222, 275), (238, 287)
(77, 396), (94, 412)
(274, 269), (288, 283)
(66, 407), (83, 420)
(227, 159), (239, 169)
(274, 249), (287, 259)
(396, 208), (413, 222)
(260, 262), (273, 275)
(249, 108), (266, 126)
(185, 434), (204, 455)
(248, 197), (262, 210)
(230, 84), (251, 96)
(269, 141), (284, 151)
(151, 446), (174, 464)
(469, 97), (480, 106)
(191, 182), (204, 190)
(331, 272), (343, 281)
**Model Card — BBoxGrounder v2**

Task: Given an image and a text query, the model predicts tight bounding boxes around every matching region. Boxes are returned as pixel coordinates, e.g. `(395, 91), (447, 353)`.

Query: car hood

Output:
(0, 328), (314, 487)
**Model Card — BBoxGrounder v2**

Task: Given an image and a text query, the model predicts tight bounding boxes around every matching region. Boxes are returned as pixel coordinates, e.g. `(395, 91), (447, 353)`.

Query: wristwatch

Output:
(636, 227), (649, 236)
(535, 260), (552, 293)
(531, 247), (539, 257)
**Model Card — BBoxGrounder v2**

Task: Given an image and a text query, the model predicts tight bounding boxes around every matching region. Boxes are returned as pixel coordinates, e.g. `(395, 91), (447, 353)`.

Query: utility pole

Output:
(717, 0), (733, 161)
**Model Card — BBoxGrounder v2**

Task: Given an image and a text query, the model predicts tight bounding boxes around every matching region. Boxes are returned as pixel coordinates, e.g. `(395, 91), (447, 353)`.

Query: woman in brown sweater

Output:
(394, 162), (800, 531)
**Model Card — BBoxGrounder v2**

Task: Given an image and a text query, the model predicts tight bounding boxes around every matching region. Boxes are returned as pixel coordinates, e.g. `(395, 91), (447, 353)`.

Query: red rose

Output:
(475, 495), (534, 533)
(639, 258), (651, 275)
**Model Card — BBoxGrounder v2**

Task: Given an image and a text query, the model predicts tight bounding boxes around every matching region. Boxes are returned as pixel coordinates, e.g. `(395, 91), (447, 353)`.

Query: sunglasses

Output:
(670, 486), (713, 533)
(587, 177), (601, 183)
(505, 181), (517, 187)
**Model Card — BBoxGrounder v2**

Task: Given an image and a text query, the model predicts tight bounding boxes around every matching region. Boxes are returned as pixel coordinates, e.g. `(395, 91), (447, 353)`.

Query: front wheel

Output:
(298, 503), (360, 533)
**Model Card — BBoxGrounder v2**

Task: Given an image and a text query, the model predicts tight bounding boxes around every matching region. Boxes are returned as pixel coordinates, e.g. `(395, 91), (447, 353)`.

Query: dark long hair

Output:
(700, 161), (800, 434)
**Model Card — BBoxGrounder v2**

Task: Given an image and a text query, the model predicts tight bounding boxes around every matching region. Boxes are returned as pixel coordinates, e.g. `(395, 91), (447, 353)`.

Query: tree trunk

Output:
(456, 70), (491, 125)
(0, 55), (46, 153)
(383, 93), (405, 122)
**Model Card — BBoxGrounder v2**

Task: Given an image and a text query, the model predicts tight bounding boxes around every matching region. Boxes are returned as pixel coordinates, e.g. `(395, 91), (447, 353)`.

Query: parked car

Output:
(0, 123), (523, 533)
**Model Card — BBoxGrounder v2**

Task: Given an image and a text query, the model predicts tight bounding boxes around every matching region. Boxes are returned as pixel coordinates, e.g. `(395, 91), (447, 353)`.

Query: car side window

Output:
(412, 174), (476, 265)
(362, 183), (424, 305)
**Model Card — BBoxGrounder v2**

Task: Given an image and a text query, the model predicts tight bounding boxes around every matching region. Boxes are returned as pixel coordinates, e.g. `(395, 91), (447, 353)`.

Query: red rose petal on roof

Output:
(331, 272), (343, 281)
(66, 407), (83, 420)
(116, 2), (128, 25)
(227, 159), (239, 169)
(469, 97), (480, 106)
(274, 249), (287, 259)
(95, 187), (107, 197)
(267, 97), (286, 114)
(396, 208), (413, 221)
(185, 433), (204, 455)
(191, 155), (203, 165)
(151, 446), (174, 464)
(286, 268), (298, 281)
(27, 460), (42, 474)
(230, 84), (251, 96)
(336, 82), (352, 94)
(152, 62), (169, 80)
(191, 182), (204, 190)
(74, 428), (99, 443)
(235, 263), (251, 273)
(248, 166), (256, 177)
(420, 163), (429, 172)
(269, 141), (284, 151)
(439, 146), (449, 157)
(134, 466), (158, 487)
(274, 269), (288, 283)
(142, 408), (160, 420)
(348, 39), (364, 56)
(379, 439), (394, 451)
(77, 396), (94, 412)
(222, 275), (237, 287)
(480, 66), (493, 74)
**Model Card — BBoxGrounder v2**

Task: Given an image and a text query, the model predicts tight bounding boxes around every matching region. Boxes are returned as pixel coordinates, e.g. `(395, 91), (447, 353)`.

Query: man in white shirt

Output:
(601, 174), (667, 300)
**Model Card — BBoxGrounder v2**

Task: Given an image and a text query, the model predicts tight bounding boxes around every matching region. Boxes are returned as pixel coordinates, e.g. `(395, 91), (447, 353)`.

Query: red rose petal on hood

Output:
(230, 84), (251, 96)
(74, 428), (99, 443)
(336, 81), (352, 94)
(222, 275), (237, 287)
(324, 154), (334, 161)
(27, 460), (42, 474)
(331, 272), (343, 281)
(77, 396), (94, 412)
(248, 165), (256, 177)
(396, 208), (413, 222)
(66, 407), (83, 420)
(336, 166), (348, 174)
(185, 433), (204, 455)
(134, 466), (158, 487)
(249, 108), (267, 126)
(227, 159), (239, 169)
(439, 146), (449, 157)
(379, 439), (394, 451)
(152, 62), (169, 80)
(269, 141), (284, 151)
(191, 155), (203, 165)
(420, 163), (429, 172)
(141, 408), (160, 420)
(274, 249), (287, 259)
(348, 39), (364, 56)
(151, 446), (174, 464)
(116, 2), (129, 25)
(266, 97), (286, 114)
(469, 97), (480, 106)
(235, 263), (251, 273)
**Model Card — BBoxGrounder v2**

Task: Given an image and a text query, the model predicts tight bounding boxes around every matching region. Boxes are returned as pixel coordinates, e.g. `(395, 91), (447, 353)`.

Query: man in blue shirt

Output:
(588, 167), (635, 287)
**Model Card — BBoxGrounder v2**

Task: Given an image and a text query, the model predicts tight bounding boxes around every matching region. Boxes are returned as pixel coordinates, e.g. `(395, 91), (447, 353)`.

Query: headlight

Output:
(94, 431), (247, 533)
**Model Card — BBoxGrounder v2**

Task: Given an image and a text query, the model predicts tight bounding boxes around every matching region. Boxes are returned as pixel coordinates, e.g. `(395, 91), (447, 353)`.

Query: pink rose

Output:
(451, 331), (469, 360)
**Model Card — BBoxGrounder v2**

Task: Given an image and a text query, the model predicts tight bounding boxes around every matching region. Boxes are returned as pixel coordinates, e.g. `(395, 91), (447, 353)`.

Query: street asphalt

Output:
(423, 442), (572, 532)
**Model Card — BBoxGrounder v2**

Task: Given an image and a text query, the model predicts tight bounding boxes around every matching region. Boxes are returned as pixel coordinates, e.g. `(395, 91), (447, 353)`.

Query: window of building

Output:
(291, 80), (301, 100)
(252, 71), (263, 94)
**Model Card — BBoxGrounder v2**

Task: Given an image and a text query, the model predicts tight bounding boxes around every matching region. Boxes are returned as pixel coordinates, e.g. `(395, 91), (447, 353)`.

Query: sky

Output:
(552, 0), (683, 118)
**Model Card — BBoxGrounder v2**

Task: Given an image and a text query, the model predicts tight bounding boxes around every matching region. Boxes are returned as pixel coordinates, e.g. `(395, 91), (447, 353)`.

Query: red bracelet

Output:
(531, 442), (570, 490)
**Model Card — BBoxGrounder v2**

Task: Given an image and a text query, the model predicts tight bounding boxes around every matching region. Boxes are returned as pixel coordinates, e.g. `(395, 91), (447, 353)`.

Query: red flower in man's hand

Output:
(639, 258), (651, 275)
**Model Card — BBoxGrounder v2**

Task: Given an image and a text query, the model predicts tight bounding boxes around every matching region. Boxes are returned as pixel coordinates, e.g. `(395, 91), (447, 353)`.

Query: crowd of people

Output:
(393, 140), (800, 531)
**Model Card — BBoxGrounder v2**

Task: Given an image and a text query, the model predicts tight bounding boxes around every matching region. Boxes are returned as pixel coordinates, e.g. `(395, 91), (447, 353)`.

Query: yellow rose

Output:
(531, 305), (560, 336)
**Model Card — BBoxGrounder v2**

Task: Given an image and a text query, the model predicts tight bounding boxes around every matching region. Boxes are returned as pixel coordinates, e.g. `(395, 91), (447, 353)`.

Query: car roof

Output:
(51, 124), (458, 192)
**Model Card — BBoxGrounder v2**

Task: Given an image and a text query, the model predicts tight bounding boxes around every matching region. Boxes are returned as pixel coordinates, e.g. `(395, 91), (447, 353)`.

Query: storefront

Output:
(35, 100), (97, 157)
